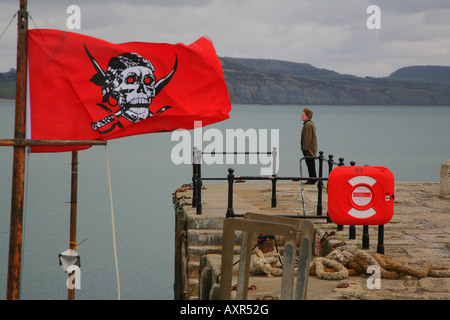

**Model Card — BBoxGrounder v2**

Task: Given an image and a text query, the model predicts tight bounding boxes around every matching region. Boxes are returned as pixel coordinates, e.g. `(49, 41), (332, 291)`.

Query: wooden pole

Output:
(68, 151), (78, 300)
(6, 0), (28, 300)
(4, 1), (106, 299)
(0, 139), (107, 147)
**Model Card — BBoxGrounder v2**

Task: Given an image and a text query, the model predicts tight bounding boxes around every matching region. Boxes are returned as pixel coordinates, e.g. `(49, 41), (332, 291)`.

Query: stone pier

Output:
(173, 180), (450, 300)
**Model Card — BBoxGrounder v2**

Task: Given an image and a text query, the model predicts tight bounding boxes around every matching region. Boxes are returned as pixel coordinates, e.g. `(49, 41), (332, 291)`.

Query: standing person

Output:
(301, 108), (317, 184)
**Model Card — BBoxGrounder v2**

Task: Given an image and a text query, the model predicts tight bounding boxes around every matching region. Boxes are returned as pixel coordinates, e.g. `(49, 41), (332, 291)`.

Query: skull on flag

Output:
(85, 45), (177, 134)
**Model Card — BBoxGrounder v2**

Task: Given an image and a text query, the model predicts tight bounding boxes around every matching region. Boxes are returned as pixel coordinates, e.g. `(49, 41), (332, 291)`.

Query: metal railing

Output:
(192, 148), (344, 218)
(188, 146), (386, 254)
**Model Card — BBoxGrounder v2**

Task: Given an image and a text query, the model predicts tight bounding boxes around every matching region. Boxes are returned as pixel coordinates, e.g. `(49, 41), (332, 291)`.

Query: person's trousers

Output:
(305, 157), (317, 182)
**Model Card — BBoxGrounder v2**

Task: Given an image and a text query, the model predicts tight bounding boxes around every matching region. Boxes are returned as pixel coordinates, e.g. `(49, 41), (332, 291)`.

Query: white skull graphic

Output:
(85, 46), (177, 133)
(111, 65), (156, 122)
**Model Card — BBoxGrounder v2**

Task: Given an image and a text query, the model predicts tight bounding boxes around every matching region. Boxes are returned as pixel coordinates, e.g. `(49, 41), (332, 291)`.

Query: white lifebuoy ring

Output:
(348, 175), (376, 186)
(347, 176), (378, 219)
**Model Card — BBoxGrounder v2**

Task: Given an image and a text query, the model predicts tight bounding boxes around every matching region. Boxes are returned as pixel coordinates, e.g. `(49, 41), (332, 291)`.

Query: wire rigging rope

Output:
(105, 145), (121, 300)
(0, 11), (18, 41)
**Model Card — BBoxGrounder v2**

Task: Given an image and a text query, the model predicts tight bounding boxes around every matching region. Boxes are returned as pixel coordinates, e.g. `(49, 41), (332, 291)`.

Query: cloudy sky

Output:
(1, 0), (449, 77)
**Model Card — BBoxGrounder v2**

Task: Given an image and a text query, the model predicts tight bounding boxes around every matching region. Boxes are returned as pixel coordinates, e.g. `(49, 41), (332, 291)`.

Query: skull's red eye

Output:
(144, 77), (152, 84)
(126, 76), (135, 84)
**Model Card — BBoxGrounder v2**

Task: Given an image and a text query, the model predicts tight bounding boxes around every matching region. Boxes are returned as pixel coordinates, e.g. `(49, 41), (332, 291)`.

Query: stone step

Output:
(186, 214), (225, 230)
(187, 229), (243, 246)
(187, 244), (241, 261)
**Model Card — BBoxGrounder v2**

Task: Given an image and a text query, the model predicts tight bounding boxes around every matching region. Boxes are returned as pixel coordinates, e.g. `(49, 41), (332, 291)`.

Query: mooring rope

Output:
(105, 145), (121, 300)
(310, 249), (450, 280)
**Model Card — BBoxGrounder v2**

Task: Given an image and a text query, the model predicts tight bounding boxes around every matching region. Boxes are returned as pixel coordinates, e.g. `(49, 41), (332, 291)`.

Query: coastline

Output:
(1, 99), (450, 107)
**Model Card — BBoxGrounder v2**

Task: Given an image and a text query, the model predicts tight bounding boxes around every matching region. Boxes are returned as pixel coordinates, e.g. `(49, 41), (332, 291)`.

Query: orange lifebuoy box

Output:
(328, 166), (395, 225)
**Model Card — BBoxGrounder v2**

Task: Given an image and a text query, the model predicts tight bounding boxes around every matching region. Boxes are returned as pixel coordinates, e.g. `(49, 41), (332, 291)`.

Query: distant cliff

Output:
(388, 66), (450, 86)
(2, 62), (450, 105)
(220, 58), (450, 106)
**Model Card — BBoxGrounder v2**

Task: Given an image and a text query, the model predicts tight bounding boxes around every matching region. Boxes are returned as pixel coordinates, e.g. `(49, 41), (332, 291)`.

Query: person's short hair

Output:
(303, 108), (313, 119)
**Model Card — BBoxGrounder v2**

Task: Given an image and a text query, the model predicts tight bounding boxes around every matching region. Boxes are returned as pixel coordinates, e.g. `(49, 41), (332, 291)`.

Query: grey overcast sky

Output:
(1, 0), (449, 77)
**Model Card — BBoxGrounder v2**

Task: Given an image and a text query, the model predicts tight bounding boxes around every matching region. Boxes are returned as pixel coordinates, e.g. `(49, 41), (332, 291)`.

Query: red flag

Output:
(27, 29), (231, 152)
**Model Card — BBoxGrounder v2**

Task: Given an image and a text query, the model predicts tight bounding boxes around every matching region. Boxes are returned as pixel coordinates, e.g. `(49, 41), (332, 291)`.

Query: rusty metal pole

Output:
(6, 0), (28, 300)
(68, 151), (78, 300)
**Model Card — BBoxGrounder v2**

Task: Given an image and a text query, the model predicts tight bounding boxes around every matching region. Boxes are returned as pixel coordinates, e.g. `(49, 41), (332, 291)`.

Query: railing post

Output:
(272, 146), (278, 176)
(271, 176), (277, 208)
(362, 225), (370, 249)
(196, 176), (203, 215)
(326, 154), (335, 224)
(271, 146), (277, 208)
(327, 154), (334, 174)
(316, 151), (324, 216)
(196, 148), (203, 214)
(348, 225), (356, 239)
(226, 168), (235, 218)
(349, 227), (356, 240)
(332, 156), (346, 231)
(349, 226), (356, 240)
(377, 225), (385, 254)
(192, 147), (198, 208)
(348, 160), (356, 239)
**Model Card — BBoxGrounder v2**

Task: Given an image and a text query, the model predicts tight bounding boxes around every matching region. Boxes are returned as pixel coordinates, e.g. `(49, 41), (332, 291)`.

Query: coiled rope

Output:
(310, 249), (450, 280)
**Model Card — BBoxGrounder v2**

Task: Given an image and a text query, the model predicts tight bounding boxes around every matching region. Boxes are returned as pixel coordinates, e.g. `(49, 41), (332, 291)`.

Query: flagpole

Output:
(3, 1), (107, 299)
(0, 139), (108, 147)
(68, 151), (78, 300)
(5, 0), (105, 300)
(6, 0), (28, 300)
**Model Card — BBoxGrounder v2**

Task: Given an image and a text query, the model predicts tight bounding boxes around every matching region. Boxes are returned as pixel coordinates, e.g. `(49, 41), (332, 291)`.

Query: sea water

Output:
(0, 101), (449, 299)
